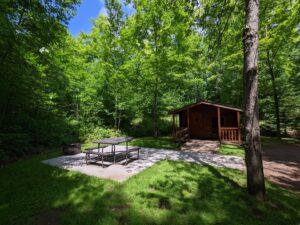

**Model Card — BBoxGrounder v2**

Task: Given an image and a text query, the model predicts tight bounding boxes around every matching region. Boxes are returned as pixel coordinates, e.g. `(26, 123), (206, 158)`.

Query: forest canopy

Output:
(0, 0), (299, 163)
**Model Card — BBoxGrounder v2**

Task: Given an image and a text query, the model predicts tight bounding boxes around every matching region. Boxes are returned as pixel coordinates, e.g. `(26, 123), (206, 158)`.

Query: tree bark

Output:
(267, 49), (280, 138)
(153, 21), (160, 138)
(114, 94), (118, 129)
(153, 76), (159, 138)
(75, 103), (79, 120)
(243, 0), (266, 200)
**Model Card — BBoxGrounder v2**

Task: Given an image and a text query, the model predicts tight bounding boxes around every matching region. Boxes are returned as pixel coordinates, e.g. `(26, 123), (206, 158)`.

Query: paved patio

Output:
(43, 146), (245, 182)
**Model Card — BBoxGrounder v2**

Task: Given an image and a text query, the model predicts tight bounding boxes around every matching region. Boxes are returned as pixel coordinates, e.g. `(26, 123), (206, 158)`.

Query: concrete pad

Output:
(42, 153), (132, 182)
(42, 146), (245, 182)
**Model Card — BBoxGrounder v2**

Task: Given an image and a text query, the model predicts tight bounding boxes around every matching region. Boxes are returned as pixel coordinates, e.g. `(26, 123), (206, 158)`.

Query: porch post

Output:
(237, 111), (241, 143)
(218, 107), (221, 142)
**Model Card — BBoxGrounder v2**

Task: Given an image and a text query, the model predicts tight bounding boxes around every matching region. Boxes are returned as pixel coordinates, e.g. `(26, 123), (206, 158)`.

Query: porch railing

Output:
(220, 127), (240, 143)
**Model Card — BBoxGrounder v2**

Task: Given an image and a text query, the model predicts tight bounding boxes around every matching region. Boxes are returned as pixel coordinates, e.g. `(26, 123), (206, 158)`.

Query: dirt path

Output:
(262, 140), (300, 191)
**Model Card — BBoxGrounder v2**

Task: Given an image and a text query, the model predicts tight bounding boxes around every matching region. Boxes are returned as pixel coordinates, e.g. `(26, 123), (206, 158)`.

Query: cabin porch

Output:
(171, 102), (242, 144)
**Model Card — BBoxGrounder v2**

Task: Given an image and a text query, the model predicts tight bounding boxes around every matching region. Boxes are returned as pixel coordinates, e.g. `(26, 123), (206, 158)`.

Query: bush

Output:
(82, 126), (123, 143)
(125, 117), (172, 137)
(260, 120), (277, 136)
(0, 115), (80, 164)
(0, 131), (31, 164)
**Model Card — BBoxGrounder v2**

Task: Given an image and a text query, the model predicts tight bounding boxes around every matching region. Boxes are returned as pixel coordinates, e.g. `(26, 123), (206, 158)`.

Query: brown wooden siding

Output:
(173, 102), (241, 143)
(189, 104), (218, 139)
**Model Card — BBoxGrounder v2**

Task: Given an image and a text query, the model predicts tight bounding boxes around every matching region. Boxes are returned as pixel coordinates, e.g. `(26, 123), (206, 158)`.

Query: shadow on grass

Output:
(1, 152), (300, 225)
(128, 161), (300, 225)
(132, 162), (247, 224)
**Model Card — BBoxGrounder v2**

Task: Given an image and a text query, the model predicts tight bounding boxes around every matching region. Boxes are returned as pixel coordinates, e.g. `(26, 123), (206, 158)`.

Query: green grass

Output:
(1, 151), (300, 225)
(219, 144), (245, 157)
(218, 136), (300, 158)
(261, 136), (284, 146)
(261, 136), (300, 146)
(125, 137), (180, 150)
(82, 136), (180, 151)
(83, 136), (298, 158)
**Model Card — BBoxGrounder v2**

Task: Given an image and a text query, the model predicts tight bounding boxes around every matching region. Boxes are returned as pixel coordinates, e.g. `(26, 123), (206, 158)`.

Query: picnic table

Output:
(85, 137), (140, 167)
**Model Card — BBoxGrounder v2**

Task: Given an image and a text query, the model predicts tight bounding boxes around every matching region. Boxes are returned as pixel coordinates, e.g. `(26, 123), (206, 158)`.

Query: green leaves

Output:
(1, 0), (299, 162)
(0, 0), (80, 162)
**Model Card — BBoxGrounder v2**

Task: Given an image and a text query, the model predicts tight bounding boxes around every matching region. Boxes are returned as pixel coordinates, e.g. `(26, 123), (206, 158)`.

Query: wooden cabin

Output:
(171, 101), (242, 144)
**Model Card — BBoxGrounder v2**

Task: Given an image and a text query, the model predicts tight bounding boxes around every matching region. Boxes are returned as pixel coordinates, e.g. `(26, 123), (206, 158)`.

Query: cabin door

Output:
(190, 110), (218, 139)
(189, 111), (202, 138)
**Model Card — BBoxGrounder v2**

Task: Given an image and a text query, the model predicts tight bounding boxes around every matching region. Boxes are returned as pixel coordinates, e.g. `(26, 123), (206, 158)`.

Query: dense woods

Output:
(0, 0), (299, 163)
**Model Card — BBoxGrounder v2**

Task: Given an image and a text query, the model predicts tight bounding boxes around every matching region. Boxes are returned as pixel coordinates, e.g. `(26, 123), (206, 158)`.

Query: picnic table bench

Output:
(84, 137), (140, 167)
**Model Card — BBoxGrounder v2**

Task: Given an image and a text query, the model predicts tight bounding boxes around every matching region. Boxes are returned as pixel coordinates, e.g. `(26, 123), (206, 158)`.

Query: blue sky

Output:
(68, 0), (135, 36)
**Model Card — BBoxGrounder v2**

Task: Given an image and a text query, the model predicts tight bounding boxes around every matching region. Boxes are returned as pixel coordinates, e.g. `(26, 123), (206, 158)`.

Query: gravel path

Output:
(43, 146), (245, 182)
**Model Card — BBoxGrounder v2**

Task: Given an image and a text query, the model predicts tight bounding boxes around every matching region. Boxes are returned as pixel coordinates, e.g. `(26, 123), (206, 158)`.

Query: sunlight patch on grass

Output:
(1, 152), (300, 225)
(82, 137), (179, 151)
(126, 137), (180, 150)
(219, 144), (245, 157)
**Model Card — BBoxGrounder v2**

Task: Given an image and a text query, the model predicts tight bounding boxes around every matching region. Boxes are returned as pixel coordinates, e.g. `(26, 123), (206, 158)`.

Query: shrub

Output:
(126, 117), (172, 137)
(82, 126), (123, 143)
(0, 131), (31, 164)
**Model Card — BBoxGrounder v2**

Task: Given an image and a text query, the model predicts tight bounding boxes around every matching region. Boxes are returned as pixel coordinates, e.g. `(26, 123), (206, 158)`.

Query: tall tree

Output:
(105, 0), (124, 129)
(0, 0), (80, 162)
(266, 49), (280, 138)
(243, 0), (266, 199)
(259, 0), (300, 138)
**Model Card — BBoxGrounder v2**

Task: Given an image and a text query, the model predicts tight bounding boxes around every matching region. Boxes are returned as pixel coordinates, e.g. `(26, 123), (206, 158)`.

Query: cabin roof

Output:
(170, 100), (243, 114)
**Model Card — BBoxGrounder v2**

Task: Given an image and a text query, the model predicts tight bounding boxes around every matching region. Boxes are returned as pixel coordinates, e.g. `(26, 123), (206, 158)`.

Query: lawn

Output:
(218, 137), (300, 158)
(126, 137), (246, 158)
(83, 137), (246, 158)
(82, 136), (180, 151)
(84, 136), (300, 159)
(261, 136), (300, 146)
(125, 137), (180, 150)
(218, 144), (245, 157)
(1, 150), (300, 225)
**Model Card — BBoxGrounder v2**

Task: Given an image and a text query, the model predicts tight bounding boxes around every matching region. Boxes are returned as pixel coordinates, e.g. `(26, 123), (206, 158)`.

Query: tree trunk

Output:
(153, 76), (158, 138)
(118, 110), (121, 130)
(243, 0), (266, 200)
(114, 94), (118, 129)
(267, 49), (281, 138)
(153, 22), (160, 138)
(75, 103), (79, 120)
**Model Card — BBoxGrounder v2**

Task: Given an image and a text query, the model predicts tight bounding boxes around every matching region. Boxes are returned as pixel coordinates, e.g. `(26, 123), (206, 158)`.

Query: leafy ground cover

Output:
(1, 150), (300, 225)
